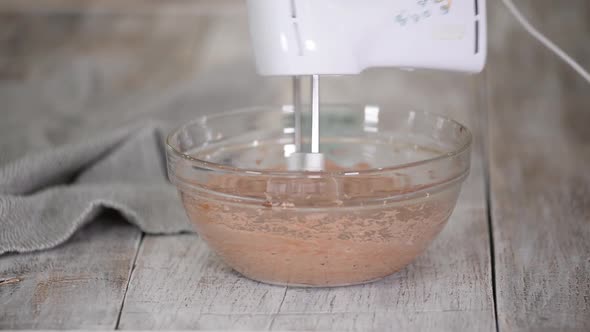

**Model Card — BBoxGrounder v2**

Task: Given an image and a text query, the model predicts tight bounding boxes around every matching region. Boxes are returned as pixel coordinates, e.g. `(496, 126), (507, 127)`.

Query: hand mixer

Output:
(246, 0), (487, 171)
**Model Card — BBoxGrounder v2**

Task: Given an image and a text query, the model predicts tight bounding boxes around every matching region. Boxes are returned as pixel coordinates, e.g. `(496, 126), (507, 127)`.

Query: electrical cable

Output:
(501, 0), (590, 84)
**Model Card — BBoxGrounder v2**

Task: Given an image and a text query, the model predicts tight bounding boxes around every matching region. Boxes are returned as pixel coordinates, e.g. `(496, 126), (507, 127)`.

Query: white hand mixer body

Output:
(246, 0), (487, 170)
(247, 0), (486, 75)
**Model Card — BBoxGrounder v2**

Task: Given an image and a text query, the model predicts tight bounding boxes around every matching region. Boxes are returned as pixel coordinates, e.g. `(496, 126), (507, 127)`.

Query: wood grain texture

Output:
(0, 215), (141, 329)
(487, 0), (590, 331)
(117, 235), (287, 330)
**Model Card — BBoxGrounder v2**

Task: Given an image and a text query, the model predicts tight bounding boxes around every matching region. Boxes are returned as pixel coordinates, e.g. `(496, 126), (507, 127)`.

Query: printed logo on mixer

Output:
(395, 0), (453, 26)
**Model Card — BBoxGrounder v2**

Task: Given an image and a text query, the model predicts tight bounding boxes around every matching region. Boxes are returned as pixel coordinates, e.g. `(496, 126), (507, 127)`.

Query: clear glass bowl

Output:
(166, 105), (471, 287)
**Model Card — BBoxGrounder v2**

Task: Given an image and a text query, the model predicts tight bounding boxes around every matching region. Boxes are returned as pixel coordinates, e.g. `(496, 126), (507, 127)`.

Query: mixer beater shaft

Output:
(310, 75), (320, 154)
(292, 76), (302, 153)
(287, 75), (325, 171)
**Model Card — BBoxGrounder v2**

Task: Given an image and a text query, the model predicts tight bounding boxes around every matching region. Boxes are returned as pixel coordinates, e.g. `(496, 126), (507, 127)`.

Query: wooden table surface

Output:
(1, 1), (589, 331)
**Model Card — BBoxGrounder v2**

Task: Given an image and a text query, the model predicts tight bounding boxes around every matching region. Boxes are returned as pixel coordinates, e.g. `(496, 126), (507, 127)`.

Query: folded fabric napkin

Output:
(0, 122), (192, 255)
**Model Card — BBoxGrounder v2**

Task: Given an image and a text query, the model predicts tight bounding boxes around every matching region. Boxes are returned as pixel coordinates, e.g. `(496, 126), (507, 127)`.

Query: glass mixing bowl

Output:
(166, 105), (471, 287)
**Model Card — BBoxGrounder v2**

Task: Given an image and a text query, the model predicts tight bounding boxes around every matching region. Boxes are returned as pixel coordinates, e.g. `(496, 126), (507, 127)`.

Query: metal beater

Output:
(287, 75), (325, 171)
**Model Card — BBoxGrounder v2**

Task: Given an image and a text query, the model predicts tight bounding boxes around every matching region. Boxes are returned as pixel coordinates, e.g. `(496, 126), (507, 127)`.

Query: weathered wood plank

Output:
(487, 1), (590, 331)
(0, 215), (141, 329)
(268, 311), (493, 331)
(117, 235), (287, 330)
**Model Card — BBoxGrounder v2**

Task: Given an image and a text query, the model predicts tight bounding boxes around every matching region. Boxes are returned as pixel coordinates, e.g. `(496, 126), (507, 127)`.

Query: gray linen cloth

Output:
(0, 122), (192, 255)
(0, 62), (278, 255)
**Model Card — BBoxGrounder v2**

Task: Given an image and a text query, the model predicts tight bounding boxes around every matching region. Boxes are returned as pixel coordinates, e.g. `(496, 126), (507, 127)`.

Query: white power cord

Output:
(501, 0), (590, 84)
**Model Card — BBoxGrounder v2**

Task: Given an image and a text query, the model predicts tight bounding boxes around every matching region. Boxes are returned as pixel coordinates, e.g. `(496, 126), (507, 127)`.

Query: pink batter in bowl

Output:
(166, 105), (471, 287)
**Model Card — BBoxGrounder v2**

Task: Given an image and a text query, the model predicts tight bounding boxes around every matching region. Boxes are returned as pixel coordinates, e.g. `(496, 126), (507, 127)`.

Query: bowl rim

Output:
(165, 104), (473, 178)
